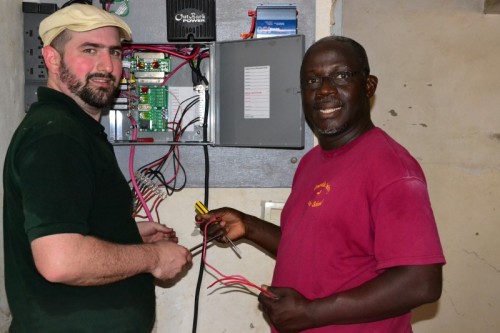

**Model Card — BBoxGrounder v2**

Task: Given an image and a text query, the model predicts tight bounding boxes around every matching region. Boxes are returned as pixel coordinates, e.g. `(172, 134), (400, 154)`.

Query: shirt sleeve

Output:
(371, 177), (446, 270)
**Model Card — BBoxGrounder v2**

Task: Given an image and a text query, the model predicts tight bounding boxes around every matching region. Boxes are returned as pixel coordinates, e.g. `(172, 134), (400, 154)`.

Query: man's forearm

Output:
(306, 265), (443, 327)
(32, 233), (158, 286)
(243, 213), (282, 257)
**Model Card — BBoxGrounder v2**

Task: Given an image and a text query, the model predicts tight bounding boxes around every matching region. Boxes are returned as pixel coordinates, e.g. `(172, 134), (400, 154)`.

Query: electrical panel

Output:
(102, 35), (305, 148)
(102, 44), (214, 144)
(22, 3), (55, 112)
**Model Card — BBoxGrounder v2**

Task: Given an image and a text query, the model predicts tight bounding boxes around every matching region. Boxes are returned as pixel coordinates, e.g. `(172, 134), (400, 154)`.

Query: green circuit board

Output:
(137, 85), (169, 132)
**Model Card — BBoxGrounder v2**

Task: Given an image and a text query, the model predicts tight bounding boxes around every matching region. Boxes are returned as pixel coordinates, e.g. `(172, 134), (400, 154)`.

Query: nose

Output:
(318, 77), (338, 95)
(97, 51), (113, 73)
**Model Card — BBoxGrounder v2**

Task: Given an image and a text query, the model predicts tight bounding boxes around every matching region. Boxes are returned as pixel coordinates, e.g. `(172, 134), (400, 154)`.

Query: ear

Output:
(42, 46), (61, 74)
(366, 74), (378, 98)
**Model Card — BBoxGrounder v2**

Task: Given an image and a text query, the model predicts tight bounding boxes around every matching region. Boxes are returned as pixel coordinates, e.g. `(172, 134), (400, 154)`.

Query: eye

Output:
(82, 48), (97, 55)
(334, 71), (353, 79)
(306, 77), (321, 85)
(111, 49), (123, 57)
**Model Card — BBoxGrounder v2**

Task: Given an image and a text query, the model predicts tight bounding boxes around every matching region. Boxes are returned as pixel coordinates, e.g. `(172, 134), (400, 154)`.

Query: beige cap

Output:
(39, 4), (132, 46)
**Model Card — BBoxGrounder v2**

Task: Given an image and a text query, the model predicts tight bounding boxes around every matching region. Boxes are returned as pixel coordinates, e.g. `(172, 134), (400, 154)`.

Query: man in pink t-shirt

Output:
(198, 36), (445, 332)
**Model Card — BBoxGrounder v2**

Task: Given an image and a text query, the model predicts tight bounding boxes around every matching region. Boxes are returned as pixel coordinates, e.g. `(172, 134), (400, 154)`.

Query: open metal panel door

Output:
(214, 35), (305, 148)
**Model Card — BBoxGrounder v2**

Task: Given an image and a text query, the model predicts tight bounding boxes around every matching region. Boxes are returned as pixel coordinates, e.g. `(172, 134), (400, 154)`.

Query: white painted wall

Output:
(1, 0), (499, 332)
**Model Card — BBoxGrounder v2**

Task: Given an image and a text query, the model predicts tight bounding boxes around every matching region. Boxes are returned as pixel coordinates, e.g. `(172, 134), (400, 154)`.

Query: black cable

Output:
(166, 150), (188, 193)
(98, 0), (112, 10)
(192, 79), (211, 333)
(173, 97), (200, 140)
(127, 46), (211, 333)
(189, 50), (209, 86)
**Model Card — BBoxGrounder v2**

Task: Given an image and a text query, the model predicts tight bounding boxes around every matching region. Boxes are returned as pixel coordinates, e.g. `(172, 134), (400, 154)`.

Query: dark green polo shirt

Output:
(3, 87), (155, 332)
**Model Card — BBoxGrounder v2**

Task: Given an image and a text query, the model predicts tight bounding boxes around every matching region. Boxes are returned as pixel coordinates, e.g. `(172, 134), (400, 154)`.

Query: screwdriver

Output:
(194, 201), (242, 257)
(189, 230), (225, 253)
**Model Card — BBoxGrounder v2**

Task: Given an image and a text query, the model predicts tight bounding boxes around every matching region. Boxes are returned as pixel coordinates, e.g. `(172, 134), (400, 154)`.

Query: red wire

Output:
(198, 220), (275, 298)
(153, 196), (164, 222)
(128, 115), (154, 221)
(123, 45), (200, 60)
(241, 10), (257, 39)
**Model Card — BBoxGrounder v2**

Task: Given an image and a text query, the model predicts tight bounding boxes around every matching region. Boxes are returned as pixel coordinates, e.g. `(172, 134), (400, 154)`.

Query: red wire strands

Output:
(196, 219), (275, 298)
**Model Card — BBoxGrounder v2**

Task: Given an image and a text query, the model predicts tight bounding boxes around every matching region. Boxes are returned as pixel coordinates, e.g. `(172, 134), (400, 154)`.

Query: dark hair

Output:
(302, 35), (371, 75)
(50, 30), (72, 54)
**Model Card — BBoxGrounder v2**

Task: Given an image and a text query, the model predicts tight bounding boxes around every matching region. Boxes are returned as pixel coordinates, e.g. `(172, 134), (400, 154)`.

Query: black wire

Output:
(166, 149), (187, 193)
(139, 145), (176, 174)
(173, 97), (200, 139)
(130, 93), (201, 198)
(192, 85), (210, 333)
(98, 0), (112, 10)
(189, 49), (210, 86)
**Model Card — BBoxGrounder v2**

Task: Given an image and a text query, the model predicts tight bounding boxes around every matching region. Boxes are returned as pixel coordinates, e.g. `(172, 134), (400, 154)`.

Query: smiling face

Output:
(300, 37), (378, 150)
(43, 26), (123, 119)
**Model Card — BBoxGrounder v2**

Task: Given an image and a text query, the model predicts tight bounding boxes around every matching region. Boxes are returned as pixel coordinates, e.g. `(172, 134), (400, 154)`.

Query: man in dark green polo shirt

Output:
(3, 4), (192, 332)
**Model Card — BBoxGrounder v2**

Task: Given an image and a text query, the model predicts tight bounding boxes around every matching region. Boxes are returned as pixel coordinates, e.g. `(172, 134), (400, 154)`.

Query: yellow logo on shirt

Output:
(307, 181), (331, 208)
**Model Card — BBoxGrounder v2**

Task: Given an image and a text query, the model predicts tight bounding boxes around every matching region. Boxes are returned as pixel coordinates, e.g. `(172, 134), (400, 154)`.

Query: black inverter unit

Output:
(166, 0), (216, 42)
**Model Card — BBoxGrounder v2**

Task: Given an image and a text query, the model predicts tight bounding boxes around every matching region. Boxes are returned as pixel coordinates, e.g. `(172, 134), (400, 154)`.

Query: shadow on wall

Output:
(412, 301), (440, 325)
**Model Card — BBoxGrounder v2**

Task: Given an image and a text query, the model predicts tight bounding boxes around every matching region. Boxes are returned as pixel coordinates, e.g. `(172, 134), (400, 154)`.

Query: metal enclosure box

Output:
(213, 35), (305, 148)
(103, 35), (305, 148)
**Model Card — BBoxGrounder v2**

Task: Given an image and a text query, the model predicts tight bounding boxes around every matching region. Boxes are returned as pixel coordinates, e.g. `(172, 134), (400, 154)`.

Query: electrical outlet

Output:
(23, 10), (51, 111)
(23, 12), (48, 83)
(262, 201), (284, 225)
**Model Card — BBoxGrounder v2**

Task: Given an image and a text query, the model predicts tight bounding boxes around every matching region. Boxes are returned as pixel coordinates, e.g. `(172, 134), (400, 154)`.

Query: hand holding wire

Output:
(258, 286), (312, 331)
(194, 201), (242, 257)
(193, 201), (275, 298)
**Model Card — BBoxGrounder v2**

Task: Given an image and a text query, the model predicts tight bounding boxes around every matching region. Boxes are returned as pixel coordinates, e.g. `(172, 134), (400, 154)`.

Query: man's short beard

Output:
(59, 59), (118, 109)
(316, 122), (350, 136)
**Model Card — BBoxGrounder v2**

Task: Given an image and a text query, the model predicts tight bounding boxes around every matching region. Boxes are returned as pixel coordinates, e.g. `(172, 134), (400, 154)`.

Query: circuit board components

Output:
(137, 85), (169, 132)
(130, 52), (170, 132)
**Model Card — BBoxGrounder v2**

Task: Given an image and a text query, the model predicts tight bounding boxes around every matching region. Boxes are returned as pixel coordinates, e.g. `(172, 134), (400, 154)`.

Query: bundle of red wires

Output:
(197, 219), (275, 298)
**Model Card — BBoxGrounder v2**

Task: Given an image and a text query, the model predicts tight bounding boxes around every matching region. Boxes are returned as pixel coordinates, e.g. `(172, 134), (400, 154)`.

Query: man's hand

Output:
(137, 222), (191, 280)
(137, 221), (178, 243)
(150, 240), (192, 280)
(195, 207), (247, 242)
(258, 286), (313, 333)
(195, 207), (282, 256)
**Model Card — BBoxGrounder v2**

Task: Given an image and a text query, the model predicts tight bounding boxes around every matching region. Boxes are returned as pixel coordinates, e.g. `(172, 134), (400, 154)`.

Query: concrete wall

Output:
(1, 0), (499, 332)
(0, 0), (24, 330)
(342, 1), (500, 332)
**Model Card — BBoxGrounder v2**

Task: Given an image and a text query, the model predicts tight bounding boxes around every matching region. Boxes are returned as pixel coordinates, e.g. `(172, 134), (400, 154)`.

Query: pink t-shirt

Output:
(272, 128), (445, 333)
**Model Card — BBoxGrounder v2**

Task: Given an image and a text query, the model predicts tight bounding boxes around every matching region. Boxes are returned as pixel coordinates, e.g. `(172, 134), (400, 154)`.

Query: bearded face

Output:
(59, 57), (119, 109)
